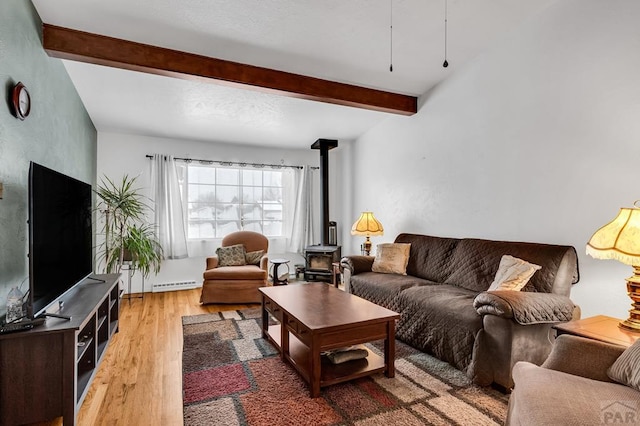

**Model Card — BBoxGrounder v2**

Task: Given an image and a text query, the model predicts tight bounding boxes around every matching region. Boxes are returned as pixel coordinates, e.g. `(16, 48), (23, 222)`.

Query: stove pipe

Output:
(311, 139), (338, 246)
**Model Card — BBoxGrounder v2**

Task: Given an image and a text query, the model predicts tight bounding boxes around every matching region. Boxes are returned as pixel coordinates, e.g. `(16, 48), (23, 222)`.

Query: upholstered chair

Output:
(506, 334), (638, 425)
(200, 231), (268, 304)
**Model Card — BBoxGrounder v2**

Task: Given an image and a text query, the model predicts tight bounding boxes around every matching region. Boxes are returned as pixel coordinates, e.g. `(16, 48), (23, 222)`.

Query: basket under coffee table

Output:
(258, 283), (400, 397)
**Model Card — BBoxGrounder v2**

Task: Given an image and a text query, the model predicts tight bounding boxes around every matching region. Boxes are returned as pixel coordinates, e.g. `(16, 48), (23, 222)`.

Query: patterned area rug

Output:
(182, 307), (508, 426)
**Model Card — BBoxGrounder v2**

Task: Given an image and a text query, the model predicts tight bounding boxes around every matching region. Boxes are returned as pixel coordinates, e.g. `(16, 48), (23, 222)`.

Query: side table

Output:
(552, 315), (640, 348)
(270, 258), (290, 286)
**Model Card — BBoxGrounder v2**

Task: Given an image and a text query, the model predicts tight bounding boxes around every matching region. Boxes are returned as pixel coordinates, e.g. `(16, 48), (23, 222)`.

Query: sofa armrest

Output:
(340, 256), (374, 275)
(206, 256), (219, 270)
(473, 291), (575, 325)
(541, 334), (624, 382)
(259, 255), (269, 271)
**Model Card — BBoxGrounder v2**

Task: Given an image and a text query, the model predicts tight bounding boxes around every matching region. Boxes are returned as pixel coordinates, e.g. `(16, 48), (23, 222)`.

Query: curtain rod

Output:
(145, 154), (318, 170)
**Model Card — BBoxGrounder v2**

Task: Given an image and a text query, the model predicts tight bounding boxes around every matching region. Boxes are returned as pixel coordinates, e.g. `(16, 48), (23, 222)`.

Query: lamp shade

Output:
(351, 212), (384, 236)
(586, 207), (640, 265)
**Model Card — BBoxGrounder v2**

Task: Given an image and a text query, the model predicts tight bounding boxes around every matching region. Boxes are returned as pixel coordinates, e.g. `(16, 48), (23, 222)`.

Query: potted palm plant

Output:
(96, 175), (163, 278)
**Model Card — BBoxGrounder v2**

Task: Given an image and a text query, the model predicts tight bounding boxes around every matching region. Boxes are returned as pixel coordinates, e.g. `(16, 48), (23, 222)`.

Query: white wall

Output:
(347, 0), (640, 318)
(97, 132), (341, 292)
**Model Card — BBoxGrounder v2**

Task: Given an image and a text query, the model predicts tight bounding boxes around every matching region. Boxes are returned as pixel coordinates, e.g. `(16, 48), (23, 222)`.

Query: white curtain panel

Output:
(151, 154), (189, 259)
(287, 165), (314, 255)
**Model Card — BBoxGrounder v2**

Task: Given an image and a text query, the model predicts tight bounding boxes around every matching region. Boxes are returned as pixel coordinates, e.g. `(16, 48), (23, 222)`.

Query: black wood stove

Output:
(304, 139), (341, 282)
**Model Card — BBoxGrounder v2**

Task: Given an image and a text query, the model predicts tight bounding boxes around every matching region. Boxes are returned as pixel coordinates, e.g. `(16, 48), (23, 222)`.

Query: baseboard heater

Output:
(151, 280), (198, 293)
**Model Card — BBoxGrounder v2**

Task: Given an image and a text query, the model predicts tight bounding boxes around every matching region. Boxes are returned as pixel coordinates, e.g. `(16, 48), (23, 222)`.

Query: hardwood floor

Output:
(40, 288), (253, 426)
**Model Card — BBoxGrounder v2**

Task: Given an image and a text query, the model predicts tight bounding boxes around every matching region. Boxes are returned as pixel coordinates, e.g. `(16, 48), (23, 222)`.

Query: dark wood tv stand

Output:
(0, 274), (121, 426)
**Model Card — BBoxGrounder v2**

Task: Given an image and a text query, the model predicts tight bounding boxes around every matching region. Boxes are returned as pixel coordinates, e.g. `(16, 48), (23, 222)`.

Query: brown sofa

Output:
(507, 334), (638, 425)
(341, 233), (580, 390)
(200, 231), (268, 304)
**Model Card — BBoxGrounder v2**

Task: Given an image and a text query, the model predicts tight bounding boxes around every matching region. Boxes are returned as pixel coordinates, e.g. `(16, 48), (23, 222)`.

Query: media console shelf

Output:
(0, 274), (120, 426)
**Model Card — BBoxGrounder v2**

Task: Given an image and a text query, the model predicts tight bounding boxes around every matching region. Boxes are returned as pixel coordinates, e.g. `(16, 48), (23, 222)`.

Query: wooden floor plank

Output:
(37, 288), (254, 426)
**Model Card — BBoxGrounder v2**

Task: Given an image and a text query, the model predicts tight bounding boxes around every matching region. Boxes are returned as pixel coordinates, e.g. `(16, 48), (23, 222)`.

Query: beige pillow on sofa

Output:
(488, 255), (541, 291)
(372, 243), (411, 275)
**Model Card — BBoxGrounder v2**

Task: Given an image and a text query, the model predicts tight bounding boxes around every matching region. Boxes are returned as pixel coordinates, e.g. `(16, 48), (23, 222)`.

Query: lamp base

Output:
(619, 318), (640, 332)
(362, 237), (372, 256)
(620, 270), (640, 333)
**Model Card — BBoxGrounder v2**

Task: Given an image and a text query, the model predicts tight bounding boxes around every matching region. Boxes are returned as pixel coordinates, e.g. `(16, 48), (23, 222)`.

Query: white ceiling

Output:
(31, 0), (556, 149)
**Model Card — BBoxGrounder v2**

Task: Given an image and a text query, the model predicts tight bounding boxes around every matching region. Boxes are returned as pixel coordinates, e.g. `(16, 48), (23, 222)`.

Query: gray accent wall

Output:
(0, 0), (97, 318)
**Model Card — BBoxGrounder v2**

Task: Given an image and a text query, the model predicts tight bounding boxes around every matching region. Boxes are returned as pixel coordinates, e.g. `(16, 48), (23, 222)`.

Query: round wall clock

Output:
(11, 82), (31, 120)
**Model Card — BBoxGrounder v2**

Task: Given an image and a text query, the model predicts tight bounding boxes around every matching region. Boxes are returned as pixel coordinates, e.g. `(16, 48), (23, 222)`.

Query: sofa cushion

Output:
(216, 244), (247, 266)
(444, 239), (578, 293)
(608, 339), (640, 391)
(349, 272), (435, 311)
(509, 361), (640, 425)
(394, 233), (460, 282)
(203, 265), (267, 280)
(372, 243), (411, 275)
(488, 255), (541, 291)
(396, 285), (482, 372)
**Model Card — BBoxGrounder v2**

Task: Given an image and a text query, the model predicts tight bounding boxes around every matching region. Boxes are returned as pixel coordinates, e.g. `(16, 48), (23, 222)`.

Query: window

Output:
(185, 165), (285, 239)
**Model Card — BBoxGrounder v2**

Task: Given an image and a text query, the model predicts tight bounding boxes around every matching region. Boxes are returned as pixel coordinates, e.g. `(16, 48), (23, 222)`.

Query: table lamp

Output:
(351, 212), (384, 256)
(586, 203), (640, 332)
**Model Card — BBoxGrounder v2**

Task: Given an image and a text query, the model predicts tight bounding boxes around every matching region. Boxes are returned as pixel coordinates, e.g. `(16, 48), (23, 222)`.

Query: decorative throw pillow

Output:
(216, 244), (246, 266)
(608, 338), (640, 391)
(245, 250), (264, 265)
(371, 243), (411, 275)
(488, 255), (541, 291)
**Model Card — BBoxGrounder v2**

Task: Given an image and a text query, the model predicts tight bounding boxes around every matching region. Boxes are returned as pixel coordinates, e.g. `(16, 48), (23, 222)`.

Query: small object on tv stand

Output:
(0, 317), (46, 334)
(0, 321), (34, 334)
(39, 312), (71, 321)
(35, 300), (72, 321)
(29, 317), (46, 326)
(5, 286), (24, 323)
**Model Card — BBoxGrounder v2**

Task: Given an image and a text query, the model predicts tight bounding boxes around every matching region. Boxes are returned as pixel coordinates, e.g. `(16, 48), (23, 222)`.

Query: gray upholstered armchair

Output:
(200, 231), (268, 304)
(507, 334), (638, 425)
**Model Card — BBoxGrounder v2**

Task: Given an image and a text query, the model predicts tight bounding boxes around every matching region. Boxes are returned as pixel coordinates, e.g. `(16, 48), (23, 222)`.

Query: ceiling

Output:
(31, 0), (556, 149)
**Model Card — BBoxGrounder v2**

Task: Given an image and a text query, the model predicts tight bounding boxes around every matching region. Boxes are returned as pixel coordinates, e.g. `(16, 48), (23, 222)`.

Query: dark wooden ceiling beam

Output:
(42, 24), (417, 116)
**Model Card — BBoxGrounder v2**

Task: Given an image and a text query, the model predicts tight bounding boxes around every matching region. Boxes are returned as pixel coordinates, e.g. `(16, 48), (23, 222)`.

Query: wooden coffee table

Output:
(259, 283), (400, 397)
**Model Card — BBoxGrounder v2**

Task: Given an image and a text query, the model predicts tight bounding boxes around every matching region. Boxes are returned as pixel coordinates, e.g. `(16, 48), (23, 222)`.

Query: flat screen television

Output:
(28, 162), (93, 318)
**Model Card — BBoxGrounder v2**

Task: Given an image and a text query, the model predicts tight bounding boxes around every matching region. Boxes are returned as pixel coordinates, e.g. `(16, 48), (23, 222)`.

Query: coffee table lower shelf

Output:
(265, 324), (386, 388)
